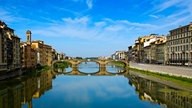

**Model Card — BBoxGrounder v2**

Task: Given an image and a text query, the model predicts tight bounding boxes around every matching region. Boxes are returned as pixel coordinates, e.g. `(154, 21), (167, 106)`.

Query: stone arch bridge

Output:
(52, 59), (129, 71)
(52, 68), (129, 76)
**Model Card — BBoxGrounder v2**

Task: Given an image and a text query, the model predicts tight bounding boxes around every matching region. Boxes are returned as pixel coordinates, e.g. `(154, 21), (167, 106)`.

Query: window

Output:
(186, 45), (188, 50)
(191, 44), (192, 50)
(186, 53), (188, 60)
(190, 26), (192, 31)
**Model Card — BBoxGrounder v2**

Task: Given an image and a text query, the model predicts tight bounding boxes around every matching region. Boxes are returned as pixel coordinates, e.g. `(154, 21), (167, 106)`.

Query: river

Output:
(0, 62), (192, 108)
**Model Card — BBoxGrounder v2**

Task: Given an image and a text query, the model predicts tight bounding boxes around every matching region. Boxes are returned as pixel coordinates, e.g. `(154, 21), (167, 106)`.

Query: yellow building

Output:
(31, 40), (53, 66)
(133, 34), (167, 64)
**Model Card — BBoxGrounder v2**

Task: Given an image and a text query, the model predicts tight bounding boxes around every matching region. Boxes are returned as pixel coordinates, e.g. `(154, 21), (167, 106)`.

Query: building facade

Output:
(167, 22), (192, 66)
(32, 40), (53, 66)
(132, 34), (167, 64)
(112, 51), (127, 60)
(0, 21), (21, 73)
(20, 30), (37, 69)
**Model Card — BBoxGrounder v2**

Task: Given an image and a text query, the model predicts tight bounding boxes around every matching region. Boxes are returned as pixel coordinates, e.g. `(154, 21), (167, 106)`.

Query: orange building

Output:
(31, 40), (53, 66)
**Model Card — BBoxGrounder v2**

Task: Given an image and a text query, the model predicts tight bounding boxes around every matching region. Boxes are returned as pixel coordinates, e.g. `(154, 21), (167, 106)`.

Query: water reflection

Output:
(0, 70), (53, 108)
(54, 67), (128, 76)
(126, 71), (192, 108)
(78, 62), (100, 73)
(57, 67), (72, 73)
(106, 65), (126, 73)
(0, 68), (192, 108)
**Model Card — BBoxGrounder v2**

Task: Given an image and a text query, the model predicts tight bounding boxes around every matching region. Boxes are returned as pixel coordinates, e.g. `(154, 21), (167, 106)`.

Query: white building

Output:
(112, 51), (127, 60)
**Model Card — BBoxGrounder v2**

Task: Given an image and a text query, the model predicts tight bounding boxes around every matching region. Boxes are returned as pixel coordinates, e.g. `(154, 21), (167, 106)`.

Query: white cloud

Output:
(54, 76), (134, 102)
(86, 0), (93, 9)
(94, 21), (106, 27)
(105, 25), (124, 32)
(167, 10), (188, 18)
(152, 0), (183, 13)
(104, 18), (157, 28)
(144, 0), (192, 33)
(156, 15), (190, 30)
(62, 16), (90, 25)
(0, 8), (29, 24)
(0, 9), (21, 22)
(121, 20), (157, 28)
(32, 16), (157, 44)
(149, 15), (159, 19)
(70, 0), (94, 9)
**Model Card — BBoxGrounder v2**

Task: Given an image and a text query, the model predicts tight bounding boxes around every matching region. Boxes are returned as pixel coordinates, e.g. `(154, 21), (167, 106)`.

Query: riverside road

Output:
(129, 62), (192, 78)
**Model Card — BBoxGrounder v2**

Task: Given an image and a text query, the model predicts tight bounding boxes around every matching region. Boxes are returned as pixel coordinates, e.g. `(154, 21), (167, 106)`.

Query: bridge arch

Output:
(52, 59), (129, 72)
(53, 68), (129, 76)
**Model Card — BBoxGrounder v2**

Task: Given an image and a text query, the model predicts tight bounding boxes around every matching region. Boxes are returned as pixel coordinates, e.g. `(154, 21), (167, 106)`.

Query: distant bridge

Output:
(52, 67), (129, 76)
(52, 59), (129, 71)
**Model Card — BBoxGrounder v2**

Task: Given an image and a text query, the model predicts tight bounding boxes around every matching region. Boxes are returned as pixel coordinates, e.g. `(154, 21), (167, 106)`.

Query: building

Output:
(43, 44), (52, 66)
(167, 22), (192, 66)
(20, 43), (37, 69)
(20, 30), (37, 69)
(133, 35), (158, 63)
(21, 30), (53, 68)
(52, 49), (58, 60)
(57, 52), (66, 60)
(156, 37), (167, 64)
(132, 34), (167, 64)
(0, 21), (21, 72)
(128, 46), (134, 61)
(112, 51), (127, 60)
(98, 56), (111, 60)
(31, 40), (53, 66)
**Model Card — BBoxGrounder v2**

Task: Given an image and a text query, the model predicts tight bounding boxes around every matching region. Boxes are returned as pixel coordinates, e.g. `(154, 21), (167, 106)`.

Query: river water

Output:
(0, 62), (192, 108)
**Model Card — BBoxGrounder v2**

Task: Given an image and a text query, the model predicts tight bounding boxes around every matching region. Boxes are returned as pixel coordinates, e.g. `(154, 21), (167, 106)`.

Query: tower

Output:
(26, 30), (31, 44)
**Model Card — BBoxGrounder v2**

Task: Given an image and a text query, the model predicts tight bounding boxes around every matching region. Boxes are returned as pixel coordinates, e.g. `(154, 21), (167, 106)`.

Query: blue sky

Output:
(0, 0), (192, 57)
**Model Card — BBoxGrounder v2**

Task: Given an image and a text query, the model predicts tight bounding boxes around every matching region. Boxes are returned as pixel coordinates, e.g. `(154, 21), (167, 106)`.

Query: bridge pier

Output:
(99, 66), (106, 72)
(72, 64), (78, 71)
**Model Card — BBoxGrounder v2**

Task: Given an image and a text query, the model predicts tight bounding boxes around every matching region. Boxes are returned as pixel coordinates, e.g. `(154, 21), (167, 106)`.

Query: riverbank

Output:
(0, 66), (51, 80)
(23, 66), (51, 76)
(110, 61), (125, 67)
(129, 61), (192, 78)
